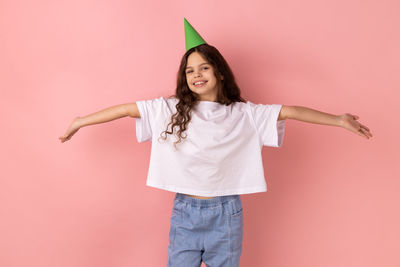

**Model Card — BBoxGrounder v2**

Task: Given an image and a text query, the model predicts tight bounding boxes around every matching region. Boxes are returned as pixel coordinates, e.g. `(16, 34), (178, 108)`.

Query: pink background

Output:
(1, 0), (399, 266)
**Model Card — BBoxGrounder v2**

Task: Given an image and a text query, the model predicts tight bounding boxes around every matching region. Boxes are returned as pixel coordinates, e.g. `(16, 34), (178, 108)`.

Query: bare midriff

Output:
(184, 194), (215, 199)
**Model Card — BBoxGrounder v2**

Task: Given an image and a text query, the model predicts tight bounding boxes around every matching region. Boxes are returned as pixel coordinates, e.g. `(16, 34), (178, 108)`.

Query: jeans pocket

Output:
(169, 201), (184, 247)
(225, 197), (243, 217)
(229, 201), (243, 254)
(172, 200), (184, 215)
(231, 207), (243, 217)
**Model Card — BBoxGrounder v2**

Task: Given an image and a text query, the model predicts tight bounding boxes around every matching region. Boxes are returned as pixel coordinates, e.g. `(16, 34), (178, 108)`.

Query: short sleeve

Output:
(135, 97), (168, 143)
(249, 102), (286, 147)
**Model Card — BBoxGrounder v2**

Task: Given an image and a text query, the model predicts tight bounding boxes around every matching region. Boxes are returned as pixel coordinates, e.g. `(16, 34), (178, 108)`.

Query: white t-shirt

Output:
(135, 96), (285, 197)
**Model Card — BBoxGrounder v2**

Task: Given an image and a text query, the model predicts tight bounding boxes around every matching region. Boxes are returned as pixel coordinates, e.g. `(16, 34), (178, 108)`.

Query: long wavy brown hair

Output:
(158, 44), (246, 149)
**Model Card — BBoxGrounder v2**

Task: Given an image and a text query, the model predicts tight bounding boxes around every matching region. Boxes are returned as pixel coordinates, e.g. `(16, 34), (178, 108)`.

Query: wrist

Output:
(75, 116), (85, 128)
(337, 114), (344, 127)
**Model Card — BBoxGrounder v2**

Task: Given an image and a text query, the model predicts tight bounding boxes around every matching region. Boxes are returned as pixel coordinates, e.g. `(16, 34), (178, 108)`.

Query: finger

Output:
(357, 129), (366, 138)
(357, 128), (367, 138)
(360, 125), (372, 137)
(359, 127), (371, 139)
(360, 124), (370, 131)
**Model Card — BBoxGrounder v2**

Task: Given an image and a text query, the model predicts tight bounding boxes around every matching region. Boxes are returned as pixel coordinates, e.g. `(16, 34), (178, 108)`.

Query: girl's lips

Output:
(193, 81), (207, 87)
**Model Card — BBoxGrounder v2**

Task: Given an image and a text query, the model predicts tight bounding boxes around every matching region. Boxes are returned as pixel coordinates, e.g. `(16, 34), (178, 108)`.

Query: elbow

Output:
(281, 105), (298, 120)
(279, 105), (290, 120)
(124, 103), (141, 118)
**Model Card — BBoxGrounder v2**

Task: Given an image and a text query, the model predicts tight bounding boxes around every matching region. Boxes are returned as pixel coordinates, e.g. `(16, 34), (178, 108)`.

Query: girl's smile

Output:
(193, 80), (208, 87)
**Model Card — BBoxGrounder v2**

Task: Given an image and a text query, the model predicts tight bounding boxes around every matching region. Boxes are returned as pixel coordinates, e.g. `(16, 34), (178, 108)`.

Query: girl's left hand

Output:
(339, 113), (373, 139)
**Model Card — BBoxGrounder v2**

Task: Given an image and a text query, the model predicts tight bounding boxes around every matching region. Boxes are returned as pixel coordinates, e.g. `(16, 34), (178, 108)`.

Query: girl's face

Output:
(185, 51), (223, 102)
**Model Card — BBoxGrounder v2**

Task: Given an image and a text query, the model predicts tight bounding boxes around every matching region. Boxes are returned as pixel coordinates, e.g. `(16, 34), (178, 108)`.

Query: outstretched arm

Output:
(59, 102), (140, 143)
(279, 105), (373, 139)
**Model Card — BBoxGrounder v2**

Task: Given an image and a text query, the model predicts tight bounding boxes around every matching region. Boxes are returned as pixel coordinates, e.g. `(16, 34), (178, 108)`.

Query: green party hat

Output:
(184, 18), (207, 51)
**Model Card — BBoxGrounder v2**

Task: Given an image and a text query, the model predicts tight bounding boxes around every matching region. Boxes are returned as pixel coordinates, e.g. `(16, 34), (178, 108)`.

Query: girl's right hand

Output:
(59, 117), (82, 143)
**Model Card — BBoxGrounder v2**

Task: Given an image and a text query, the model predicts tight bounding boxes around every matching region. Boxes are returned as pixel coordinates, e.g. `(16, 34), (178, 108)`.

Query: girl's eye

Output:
(186, 67), (208, 74)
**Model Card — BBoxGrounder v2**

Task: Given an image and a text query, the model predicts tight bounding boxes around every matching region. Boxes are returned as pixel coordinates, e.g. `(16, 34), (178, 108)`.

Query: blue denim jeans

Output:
(167, 193), (243, 267)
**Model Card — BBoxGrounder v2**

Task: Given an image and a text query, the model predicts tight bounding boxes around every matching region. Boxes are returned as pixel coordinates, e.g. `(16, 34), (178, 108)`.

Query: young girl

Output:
(59, 19), (372, 267)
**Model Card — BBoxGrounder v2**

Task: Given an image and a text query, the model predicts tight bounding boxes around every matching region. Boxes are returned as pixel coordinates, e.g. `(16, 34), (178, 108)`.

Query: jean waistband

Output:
(175, 193), (240, 207)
